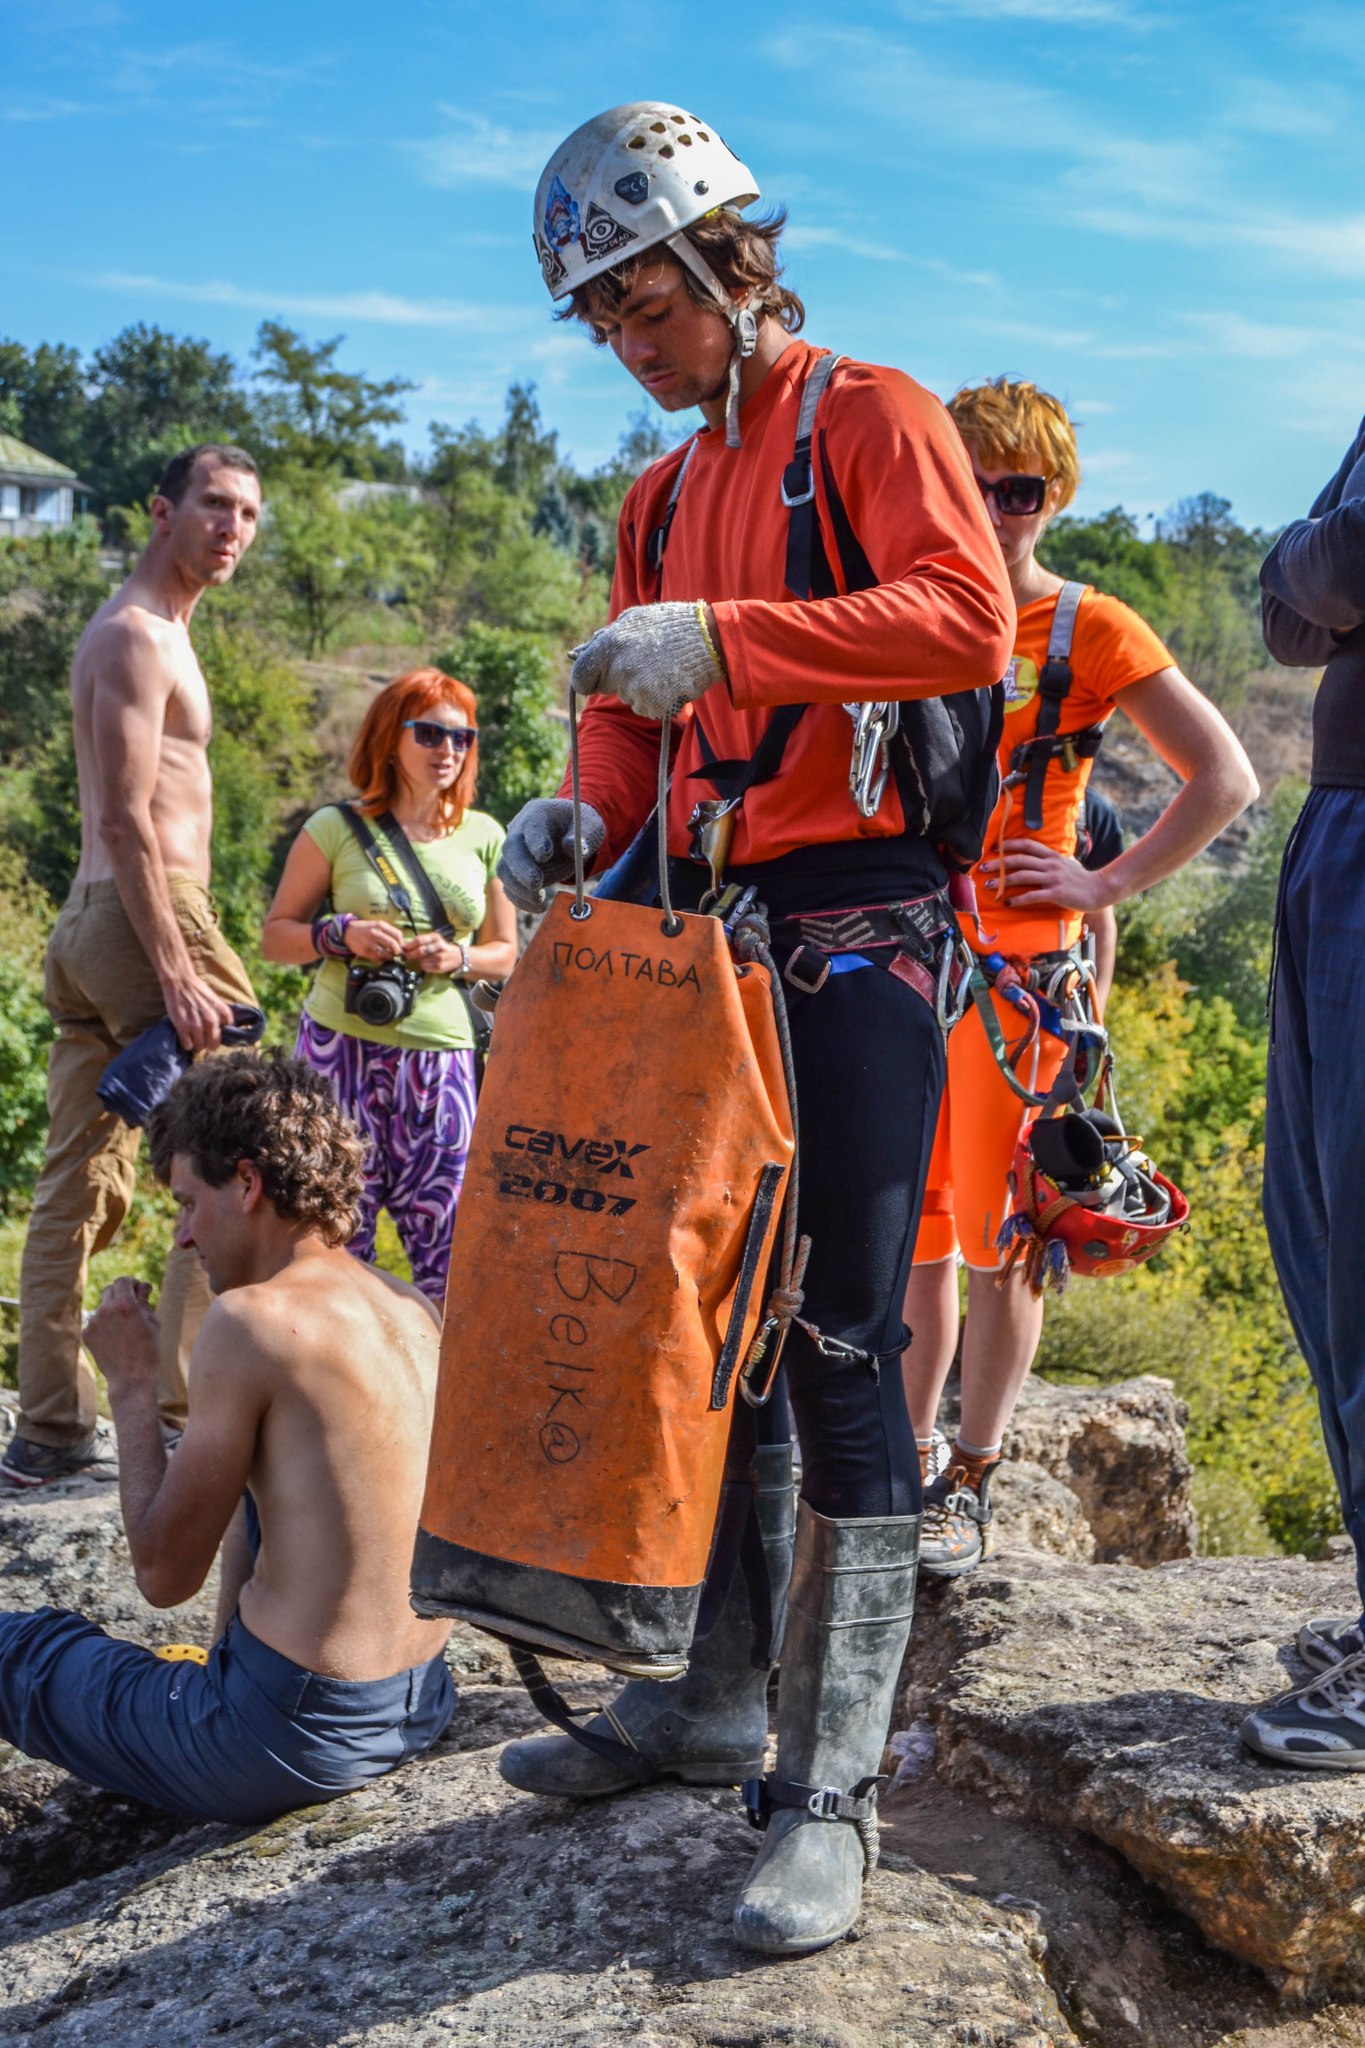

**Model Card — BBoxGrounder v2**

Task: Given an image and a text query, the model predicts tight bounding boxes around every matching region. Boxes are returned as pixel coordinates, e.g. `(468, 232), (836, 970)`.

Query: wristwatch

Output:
(451, 942), (471, 980)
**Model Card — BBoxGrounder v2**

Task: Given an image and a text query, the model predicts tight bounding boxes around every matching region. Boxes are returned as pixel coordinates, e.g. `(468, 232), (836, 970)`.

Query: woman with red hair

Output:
(264, 669), (516, 1302)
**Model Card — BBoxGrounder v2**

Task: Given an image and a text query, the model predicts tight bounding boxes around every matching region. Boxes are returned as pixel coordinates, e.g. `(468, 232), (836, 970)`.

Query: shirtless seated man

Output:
(0, 1051), (456, 1824)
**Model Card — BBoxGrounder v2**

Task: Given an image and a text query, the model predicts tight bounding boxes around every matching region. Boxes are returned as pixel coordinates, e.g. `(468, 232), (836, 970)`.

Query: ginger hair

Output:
(348, 669), (479, 829)
(947, 378), (1081, 511)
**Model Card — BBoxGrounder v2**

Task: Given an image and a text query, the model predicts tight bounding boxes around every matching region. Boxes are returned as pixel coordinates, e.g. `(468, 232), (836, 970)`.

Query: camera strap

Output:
(337, 804), (456, 939)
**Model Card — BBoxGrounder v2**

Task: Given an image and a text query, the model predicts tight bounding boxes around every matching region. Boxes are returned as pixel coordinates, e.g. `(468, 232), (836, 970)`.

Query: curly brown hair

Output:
(147, 1050), (366, 1247)
(564, 207), (805, 344)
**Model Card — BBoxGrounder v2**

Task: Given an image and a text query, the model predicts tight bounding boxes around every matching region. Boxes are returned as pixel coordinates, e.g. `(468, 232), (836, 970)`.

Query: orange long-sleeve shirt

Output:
(564, 340), (1015, 876)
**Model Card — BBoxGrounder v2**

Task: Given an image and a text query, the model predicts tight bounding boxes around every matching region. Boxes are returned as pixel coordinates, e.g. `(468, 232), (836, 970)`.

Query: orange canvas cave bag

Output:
(410, 888), (795, 1678)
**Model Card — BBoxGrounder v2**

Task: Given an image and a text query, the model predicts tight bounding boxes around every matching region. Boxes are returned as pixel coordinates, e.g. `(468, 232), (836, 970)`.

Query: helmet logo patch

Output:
(614, 171), (649, 206)
(536, 236), (567, 290)
(543, 175), (581, 251)
(581, 202), (637, 260)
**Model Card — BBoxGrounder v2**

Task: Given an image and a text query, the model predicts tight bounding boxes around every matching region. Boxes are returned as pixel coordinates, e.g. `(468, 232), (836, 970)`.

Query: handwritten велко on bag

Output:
(411, 892), (794, 1676)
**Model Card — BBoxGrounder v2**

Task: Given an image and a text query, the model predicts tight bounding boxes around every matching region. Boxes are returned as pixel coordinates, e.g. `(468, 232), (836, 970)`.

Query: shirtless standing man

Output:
(3, 444), (261, 1488)
(0, 1052), (455, 1821)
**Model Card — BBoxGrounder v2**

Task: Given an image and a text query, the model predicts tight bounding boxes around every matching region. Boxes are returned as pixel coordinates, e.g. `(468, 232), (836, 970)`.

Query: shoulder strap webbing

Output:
(336, 804), (455, 938)
(645, 438), (700, 594)
(783, 353), (843, 601)
(1022, 580), (1086, 831)
(686, 700), (808, 803)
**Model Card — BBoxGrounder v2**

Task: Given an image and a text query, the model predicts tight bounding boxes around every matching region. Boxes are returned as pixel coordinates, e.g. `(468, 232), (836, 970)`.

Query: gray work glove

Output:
(498, 798), (607, 912)
(570, 601), (725, 722)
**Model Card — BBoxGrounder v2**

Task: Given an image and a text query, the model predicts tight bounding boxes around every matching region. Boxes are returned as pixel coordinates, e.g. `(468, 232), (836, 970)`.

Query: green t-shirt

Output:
(302, 804), (505, 1050)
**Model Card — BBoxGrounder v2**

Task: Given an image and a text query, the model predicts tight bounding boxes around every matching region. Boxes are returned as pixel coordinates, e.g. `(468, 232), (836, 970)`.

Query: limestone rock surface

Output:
(1004, 1375), (1197, 1564)
(903, 1548), (1365, 1999)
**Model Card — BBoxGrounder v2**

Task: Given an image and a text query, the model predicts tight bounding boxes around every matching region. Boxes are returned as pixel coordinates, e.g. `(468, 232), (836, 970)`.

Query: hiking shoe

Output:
(0, 1430), (103, 1489)
(918, 1460), (998, 1579)
(1297, 1616), (1365, 1673)
(1241, 1648), (1365, 1770)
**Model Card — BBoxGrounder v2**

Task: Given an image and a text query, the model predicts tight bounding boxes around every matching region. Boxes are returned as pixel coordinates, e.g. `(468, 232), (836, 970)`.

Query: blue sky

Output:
(6, 0), (1365, 529)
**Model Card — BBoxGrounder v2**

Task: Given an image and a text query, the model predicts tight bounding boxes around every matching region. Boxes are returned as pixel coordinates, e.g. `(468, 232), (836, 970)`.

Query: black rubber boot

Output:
(732, 1502), (920, 1955)
(497, 1444), (796, 1799)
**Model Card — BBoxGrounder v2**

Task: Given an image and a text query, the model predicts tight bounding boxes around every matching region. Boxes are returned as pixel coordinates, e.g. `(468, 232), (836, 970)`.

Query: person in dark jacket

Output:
(1242, 416), (1365, 1769)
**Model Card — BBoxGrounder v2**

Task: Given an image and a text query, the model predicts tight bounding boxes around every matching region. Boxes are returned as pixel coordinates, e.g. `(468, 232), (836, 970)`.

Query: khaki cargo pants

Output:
(17, 877), (256, 1447)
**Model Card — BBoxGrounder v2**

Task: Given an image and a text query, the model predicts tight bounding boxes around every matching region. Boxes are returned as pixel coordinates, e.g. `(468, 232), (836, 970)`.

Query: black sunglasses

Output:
(404, 719), (477, 752)
(977, 473), (1049, 516)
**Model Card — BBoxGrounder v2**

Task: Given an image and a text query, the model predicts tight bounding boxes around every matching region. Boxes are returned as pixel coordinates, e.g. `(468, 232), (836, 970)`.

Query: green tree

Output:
(84, 325), (252, 516)
(251, 323), (412, 480)
(495, 382), (559, 502)
(0, 340), (88, 470)
(1041, 506), (1176, 628)
(0, 845), (56, 1217)
(439, 623), (564, 825)
(0, 521), (113, 757)
(1177, 779), (1306, 1031)
(1157, 493), (1267, 708)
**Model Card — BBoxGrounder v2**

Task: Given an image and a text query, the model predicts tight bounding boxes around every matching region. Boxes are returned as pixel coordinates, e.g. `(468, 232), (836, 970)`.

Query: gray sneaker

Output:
(1241, 1648), (1365, 1770)
(1297, 1616), (1365, 1673)
(0, 1431), (103, 1489)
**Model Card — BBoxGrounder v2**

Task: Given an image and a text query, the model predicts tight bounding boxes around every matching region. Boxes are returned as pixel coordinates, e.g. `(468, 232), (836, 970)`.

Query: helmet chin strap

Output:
(667, 233), (760, 448)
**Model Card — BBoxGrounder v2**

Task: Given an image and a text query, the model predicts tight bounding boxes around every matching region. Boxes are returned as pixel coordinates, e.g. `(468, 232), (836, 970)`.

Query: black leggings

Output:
(729, 963), (944, 1521)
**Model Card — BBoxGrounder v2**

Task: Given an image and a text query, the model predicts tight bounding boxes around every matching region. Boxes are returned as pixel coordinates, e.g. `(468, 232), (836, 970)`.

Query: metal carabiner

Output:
(844, 702), (899, 820)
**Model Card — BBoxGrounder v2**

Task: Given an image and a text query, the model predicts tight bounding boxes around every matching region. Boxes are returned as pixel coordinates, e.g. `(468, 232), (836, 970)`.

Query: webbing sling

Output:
(1016, 581), (1104, 831)
(651, 353), (843, 822)
(782, 352), (843, 601)
(335, 804), (456, 940)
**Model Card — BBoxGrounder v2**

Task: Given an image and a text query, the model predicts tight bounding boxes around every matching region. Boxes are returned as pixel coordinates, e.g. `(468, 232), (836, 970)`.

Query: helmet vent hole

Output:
(649, 121), (666, 133)
(679, 133), (693, 145)
(628, 135), (646, 149)
(697, 129), (710, 142)
(659, 143), (674, 157)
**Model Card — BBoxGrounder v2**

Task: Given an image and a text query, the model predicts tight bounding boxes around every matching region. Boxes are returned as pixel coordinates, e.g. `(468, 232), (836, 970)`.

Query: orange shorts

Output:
(913, 987), (1068, 1271)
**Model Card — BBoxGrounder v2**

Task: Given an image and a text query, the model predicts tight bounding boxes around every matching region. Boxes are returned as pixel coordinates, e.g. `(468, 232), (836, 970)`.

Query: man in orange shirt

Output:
(904, 380), (1257, 1574)
(495, 104), (1013, 1955)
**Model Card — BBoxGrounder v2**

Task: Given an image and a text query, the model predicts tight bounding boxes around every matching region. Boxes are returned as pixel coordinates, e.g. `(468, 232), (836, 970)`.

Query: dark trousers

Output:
(729, 961), (944, 1523)
(0, 1608), (456, 1823)
(1265, 786), (1365, 1617)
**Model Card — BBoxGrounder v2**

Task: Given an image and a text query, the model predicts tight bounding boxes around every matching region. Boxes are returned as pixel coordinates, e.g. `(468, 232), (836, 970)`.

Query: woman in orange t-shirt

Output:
(903, 379), (1257, 1576)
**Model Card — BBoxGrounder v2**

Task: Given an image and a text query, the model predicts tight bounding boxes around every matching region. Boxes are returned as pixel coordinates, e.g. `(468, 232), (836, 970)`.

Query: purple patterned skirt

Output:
(295, 1016), (479, 1306)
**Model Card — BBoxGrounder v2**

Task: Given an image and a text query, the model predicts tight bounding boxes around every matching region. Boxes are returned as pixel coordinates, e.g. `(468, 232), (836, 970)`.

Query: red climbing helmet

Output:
(997, 1104), (1188, 1294)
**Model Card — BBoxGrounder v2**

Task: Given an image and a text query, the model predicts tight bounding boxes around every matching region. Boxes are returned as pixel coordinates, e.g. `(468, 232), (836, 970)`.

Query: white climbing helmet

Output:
(533, 103), (762, 447)
(532, 103), (758, 302)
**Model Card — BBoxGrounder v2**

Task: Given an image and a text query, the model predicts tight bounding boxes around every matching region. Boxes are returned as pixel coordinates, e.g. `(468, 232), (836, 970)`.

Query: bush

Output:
(0, 845), (56, 1218)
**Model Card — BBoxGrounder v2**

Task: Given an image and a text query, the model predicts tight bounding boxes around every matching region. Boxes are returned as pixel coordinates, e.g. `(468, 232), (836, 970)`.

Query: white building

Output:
(0, 434), (87, 538)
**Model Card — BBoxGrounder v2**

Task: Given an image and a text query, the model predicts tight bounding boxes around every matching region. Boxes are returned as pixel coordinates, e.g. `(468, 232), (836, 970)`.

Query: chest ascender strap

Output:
(1007, 581), (1103, 832)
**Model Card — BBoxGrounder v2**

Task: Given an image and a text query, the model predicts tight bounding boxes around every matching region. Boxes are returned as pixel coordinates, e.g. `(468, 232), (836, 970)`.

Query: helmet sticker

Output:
(543, 175), (581, 251)
(614, 171), (649, 206)
(536, 236), (567, 290)
(581, 202), (638, 261)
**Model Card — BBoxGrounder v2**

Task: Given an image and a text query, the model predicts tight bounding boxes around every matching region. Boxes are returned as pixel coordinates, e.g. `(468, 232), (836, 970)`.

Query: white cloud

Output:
(0, 96), (89, 121)
(784, 225), (908, 264)
(409, 106), (560, 190)
(86, 271), (527, 333)
(894, 0), (1143, 20)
